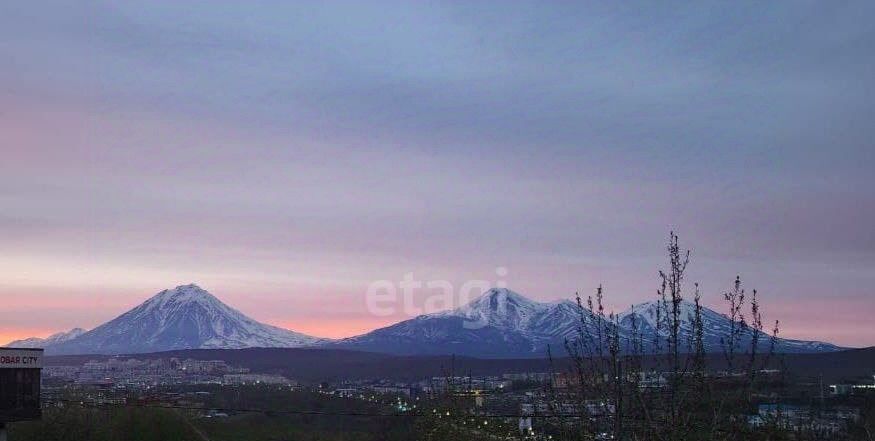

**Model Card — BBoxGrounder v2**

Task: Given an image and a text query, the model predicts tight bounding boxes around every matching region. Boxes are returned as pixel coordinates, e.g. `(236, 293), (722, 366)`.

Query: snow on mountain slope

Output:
(331, 289), (843, 358)
(442, 288), (589, 341)
(26, 285), (843, 358)
(47, 284), (324, 355)
(617, 300), (843, 353)
(618, 300), (730, 339)
(5, 328), (87, 348)
(332, 288), (592, 357)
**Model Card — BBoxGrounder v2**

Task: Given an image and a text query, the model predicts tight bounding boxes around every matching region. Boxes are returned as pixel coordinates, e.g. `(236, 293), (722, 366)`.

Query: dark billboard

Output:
(0, 348), (43, 423)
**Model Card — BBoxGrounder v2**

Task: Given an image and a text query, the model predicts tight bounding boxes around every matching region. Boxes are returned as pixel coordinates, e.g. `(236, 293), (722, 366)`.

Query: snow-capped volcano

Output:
(442, 288), (584, 339)
(330, 288), (842, 358)
(617, 300), (842, 353)
(47, 284), (323, 355)
(5, 328), (86, 348)
(446, 289), (566, 331)
(28, 285), (842, 357)
(331, 288), (588, 357)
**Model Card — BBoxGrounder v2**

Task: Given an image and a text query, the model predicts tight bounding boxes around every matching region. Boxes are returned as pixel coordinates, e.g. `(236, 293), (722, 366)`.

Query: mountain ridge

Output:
(6, 285), (844, 357)
(6, 328), (87, 348)
(330, 288), (843, 357)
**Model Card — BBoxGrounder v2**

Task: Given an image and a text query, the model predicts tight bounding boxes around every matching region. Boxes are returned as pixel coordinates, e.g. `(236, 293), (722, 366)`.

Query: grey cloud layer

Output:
(0, 1), (873, 342)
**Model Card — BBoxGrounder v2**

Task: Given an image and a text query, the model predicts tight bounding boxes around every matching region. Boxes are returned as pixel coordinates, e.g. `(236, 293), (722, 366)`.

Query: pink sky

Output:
(1, 2), (874, 348)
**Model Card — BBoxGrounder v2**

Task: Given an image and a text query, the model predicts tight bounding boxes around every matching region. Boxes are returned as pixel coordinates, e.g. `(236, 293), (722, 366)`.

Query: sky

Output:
(1, 1), (873, 347)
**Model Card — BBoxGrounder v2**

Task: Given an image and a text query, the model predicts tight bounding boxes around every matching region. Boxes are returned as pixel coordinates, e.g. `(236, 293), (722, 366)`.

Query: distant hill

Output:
(45, 346), (875, 384)
(764, 346), (875, 382)
(6, 328), (86, 348)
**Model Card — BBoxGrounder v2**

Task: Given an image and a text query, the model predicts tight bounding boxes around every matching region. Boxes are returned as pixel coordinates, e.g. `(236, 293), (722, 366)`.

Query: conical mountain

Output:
(48, 284), (322, 355)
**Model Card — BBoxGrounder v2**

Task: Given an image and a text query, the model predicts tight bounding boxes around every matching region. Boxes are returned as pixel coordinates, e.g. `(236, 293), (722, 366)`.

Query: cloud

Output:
(0, 1), (873, 345)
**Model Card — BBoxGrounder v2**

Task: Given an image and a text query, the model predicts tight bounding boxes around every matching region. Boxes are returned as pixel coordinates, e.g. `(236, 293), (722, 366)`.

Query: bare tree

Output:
(556, 232), (780, 441)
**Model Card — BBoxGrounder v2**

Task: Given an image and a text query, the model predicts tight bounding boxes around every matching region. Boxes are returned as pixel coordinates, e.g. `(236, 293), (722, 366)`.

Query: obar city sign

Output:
(0, 348), (42, 440)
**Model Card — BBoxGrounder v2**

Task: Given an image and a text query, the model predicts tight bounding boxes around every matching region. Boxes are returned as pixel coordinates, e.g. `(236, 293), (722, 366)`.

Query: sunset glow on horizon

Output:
(1, 2), (873, 348)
